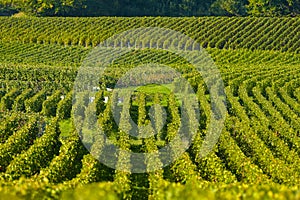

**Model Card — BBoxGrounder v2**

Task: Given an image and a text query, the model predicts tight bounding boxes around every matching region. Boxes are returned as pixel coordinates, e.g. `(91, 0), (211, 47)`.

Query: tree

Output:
(246, 0), (299, 16)
(0, 0), (299, 16)
(0, 0), (86, 16)
(210, 0), (247, 16)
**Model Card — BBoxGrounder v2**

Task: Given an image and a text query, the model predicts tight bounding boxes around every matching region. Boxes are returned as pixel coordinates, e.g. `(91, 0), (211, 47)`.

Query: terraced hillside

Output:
(0, 17), (299, 200)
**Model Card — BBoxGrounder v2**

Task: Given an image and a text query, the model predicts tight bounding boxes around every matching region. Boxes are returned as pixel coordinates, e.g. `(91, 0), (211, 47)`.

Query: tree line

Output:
(0, 0), (299, 17)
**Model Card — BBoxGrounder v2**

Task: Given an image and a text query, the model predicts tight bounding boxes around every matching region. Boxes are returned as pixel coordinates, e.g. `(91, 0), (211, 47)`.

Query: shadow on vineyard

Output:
(0, 17), (299, 200)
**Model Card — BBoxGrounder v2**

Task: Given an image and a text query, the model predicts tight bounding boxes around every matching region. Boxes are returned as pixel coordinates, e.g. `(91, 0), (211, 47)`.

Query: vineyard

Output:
(0, 17), (300, 199)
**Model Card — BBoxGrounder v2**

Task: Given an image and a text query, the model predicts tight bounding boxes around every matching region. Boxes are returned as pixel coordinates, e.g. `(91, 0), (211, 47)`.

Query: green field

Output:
(0, 17), (300, 200)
